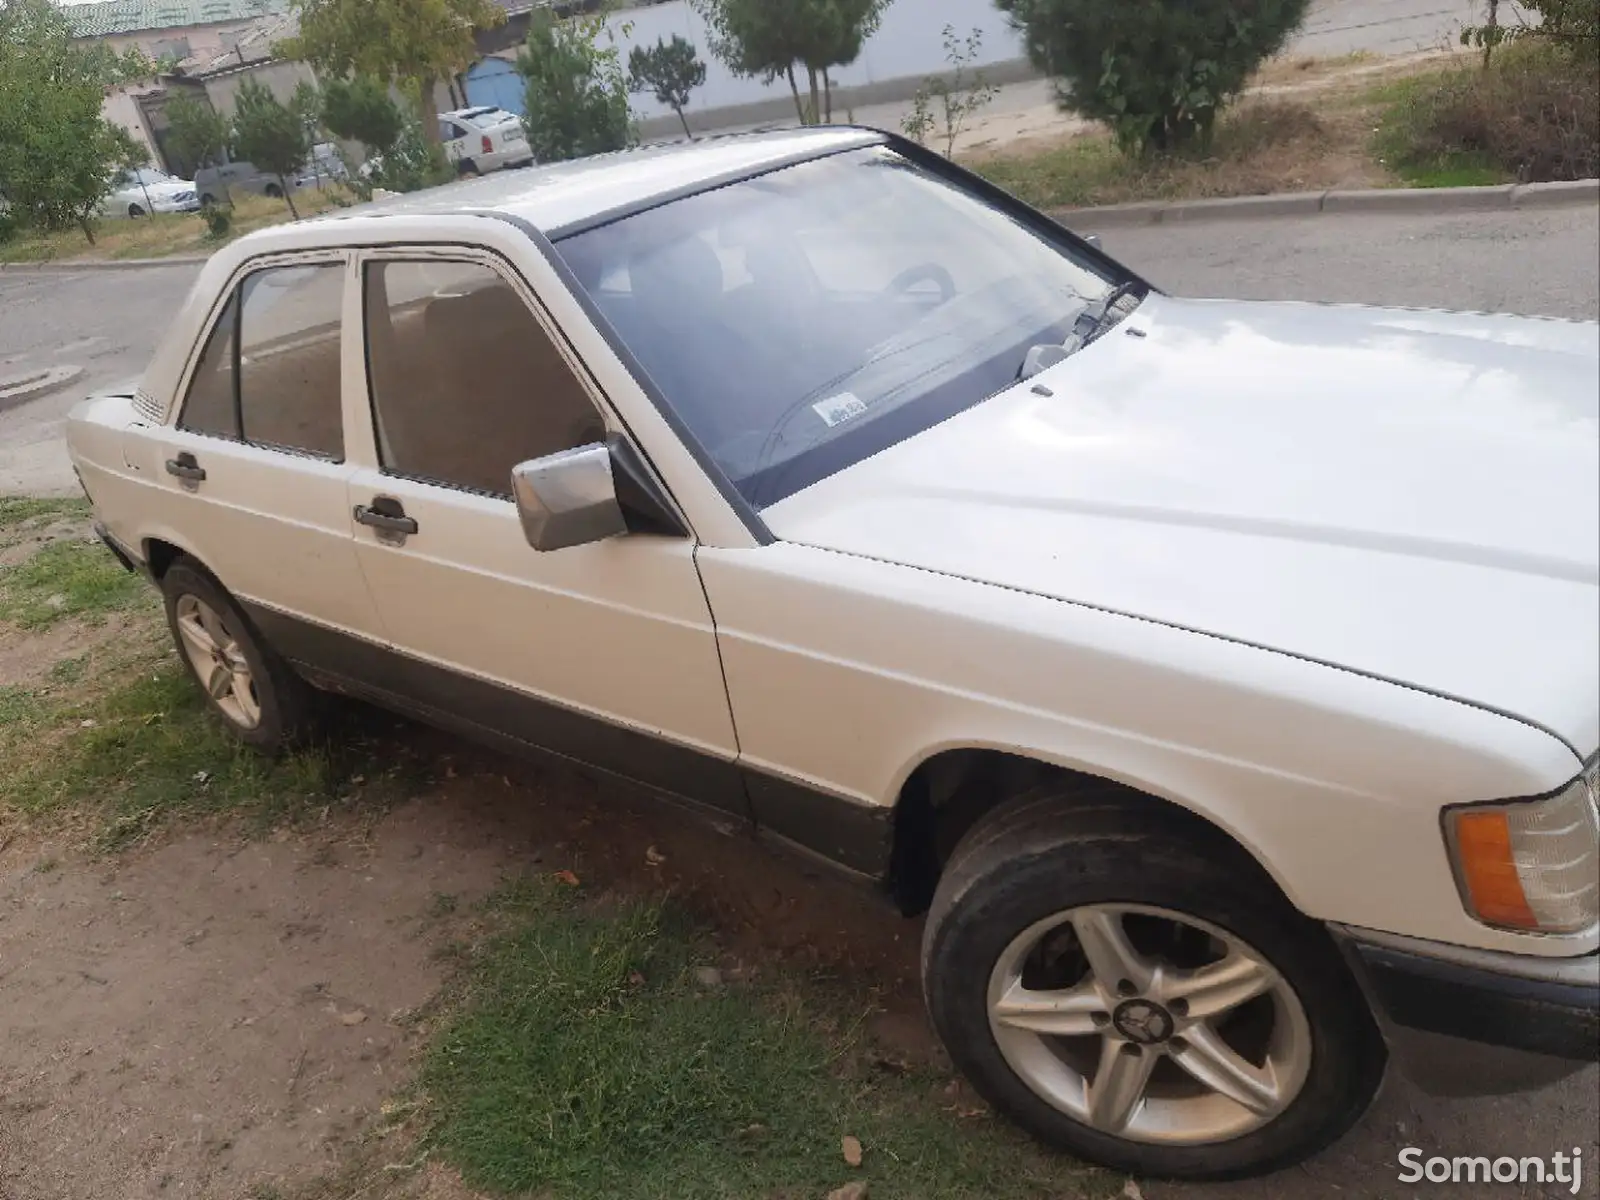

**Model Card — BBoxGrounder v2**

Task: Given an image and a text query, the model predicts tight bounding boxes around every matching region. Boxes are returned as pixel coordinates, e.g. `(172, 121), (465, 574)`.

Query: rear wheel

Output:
(127, 203), (145, 217)
(161, 558), (317, 752)
(263, 183), (283, 199)
(921, 790), (1387, 1180)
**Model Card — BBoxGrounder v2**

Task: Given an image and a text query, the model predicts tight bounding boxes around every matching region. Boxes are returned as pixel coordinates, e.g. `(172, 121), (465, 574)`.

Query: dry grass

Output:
(1374, 40), (1599, 186)
(0, 187), (356, 264)
(968, 51), (1479, 213)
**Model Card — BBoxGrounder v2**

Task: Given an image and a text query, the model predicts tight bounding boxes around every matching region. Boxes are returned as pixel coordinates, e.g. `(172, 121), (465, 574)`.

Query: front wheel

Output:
(921, 791), (1387, 1180)
(161, 557), (317, 751)
(127, 203), (145, 217)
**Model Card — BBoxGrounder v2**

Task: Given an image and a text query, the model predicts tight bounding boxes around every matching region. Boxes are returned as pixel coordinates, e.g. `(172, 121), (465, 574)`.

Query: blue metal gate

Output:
(464, 58), (526, 117)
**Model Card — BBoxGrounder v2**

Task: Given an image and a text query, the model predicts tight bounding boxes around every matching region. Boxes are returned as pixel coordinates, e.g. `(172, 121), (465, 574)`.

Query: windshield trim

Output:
(545, 130), (885, 241)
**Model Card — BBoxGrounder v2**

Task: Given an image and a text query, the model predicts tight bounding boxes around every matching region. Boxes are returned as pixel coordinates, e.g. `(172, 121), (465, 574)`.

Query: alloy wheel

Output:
(986, 903), (1313, 1145)
(174, 593), (261, 730)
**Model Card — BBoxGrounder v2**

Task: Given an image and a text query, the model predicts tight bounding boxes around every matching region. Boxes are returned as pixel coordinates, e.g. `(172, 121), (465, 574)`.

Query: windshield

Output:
(125, 167), (174, 186)
(555, 145), (1130, 509)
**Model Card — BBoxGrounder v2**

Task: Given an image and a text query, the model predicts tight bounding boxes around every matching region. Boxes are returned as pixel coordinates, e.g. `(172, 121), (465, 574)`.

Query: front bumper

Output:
(1332, 924), (1599, 1096)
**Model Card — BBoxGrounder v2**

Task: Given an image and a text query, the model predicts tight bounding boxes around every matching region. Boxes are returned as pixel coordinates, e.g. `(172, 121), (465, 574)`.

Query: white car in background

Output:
(100, 167), (200, 218)
(439, 105), (533, 176)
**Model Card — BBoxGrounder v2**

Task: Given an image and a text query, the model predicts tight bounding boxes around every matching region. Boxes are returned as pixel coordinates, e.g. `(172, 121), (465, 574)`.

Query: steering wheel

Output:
(885, 262), (957, 305)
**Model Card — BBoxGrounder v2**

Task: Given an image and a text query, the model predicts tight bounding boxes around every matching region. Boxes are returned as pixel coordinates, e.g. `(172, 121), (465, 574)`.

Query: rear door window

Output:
(177, 260), (346, 460)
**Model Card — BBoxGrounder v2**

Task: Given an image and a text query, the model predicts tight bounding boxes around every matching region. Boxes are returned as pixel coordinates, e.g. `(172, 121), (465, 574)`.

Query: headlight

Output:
(1445, 757), (1600, 934)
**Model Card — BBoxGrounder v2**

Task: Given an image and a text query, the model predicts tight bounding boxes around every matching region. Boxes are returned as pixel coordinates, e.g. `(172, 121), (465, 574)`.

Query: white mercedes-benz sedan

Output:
(65, 127), (1599, 1181)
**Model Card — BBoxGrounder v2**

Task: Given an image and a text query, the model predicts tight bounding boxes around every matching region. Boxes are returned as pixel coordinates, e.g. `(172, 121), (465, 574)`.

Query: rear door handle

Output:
(354, 500), (418, 536)
(165, 452), (206, 482)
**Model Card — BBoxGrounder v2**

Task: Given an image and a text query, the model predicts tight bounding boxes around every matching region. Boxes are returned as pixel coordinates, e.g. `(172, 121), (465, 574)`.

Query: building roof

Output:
(318, 127), (883, 237)
(63, 0), (287, 40)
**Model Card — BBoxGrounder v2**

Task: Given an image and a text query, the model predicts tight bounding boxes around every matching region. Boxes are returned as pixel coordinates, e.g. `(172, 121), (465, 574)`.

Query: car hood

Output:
(763, 294), (1600, 754)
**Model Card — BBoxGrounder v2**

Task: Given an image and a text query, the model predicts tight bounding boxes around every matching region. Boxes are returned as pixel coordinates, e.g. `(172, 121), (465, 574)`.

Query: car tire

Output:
(128, 203), (145, 217)
(921, 788), (1387, 1181)
(264, 183), (283, 199)
(458, 159), (481, 177)
(161, 557), (318, 752)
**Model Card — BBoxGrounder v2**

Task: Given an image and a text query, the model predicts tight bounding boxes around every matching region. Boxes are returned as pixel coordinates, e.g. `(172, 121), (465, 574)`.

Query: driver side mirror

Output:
(511, 437), (687, 552)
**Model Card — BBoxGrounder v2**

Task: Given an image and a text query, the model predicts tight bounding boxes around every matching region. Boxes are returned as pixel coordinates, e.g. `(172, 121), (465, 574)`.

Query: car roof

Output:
(311, 126), (886, 238)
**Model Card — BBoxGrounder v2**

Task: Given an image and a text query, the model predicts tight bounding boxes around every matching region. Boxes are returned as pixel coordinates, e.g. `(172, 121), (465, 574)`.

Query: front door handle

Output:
(165, 452), (206, 483)
(354, 499), (418, 537)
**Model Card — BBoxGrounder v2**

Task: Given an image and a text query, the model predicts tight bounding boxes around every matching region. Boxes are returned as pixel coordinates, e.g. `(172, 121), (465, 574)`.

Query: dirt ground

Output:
(6, 731), (1598, 1200)
(0, 720), (936, 1200)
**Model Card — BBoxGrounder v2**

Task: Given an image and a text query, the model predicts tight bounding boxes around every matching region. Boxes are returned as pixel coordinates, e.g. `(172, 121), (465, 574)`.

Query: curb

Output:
(0, 254), (210, 274)
(0, 364), (86, 412)
(1058, 178), (1600, 228)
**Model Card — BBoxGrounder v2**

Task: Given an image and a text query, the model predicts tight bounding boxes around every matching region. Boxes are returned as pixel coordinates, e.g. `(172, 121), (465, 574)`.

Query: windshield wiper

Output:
(1016, 280), (1147, 380)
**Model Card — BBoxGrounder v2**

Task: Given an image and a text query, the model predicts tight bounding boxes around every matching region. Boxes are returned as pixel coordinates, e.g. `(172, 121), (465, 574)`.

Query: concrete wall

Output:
(199, 59), (319, 119)
(101, 83), (166, 164)
(471, 0), (1025, 124)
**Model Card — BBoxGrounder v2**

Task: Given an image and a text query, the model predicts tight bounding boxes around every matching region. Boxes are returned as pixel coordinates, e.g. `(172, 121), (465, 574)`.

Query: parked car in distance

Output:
(100, 167), (199, 218)
(195, 143), (349, 206)
(439, 105), (533, 175)
(290, 141), (350, 190)
(65, 128), (1599, 1183)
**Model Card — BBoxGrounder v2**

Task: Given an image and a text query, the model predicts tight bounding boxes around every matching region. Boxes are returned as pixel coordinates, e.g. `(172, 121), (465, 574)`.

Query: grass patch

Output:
(1373, 41), (1598, 185)
(0, 663), (425, 847)
(0, 537), (149, 628)
(0, 496), (90, 528)
(0, 187), (357, 265)
(973, 98), (1348, 210)
(0, 497), (147, 628)
(420, 879), (1108, 1200)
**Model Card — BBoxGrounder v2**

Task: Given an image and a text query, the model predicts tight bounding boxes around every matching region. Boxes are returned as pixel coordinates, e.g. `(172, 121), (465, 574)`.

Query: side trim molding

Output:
(240, 602), (895, 880)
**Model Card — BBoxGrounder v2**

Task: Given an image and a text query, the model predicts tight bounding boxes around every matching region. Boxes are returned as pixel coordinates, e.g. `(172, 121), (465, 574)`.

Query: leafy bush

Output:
(1463, 0), (1599, 61)
(517, 8), (635, 162)
(201, 204), (231, 239)
(902, 25), (999, 158)
(367, 118), (452, 192)
(994, 0), (1313, 155)
(1377, 41), (1598, 183)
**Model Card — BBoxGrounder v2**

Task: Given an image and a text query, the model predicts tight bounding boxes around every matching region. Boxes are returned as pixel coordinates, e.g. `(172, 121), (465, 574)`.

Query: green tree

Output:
(321, 75), (405, 156)
(516, 8), (635, 163)
(994, 0), (1313, 154)
(0, 0), (142, 243)
(802, 0), (889, 122)
(628, 34), (706, 137)
(231, 77), (311, 217)
(279, 0), (505, 143)
(164, 91), (232, 175)
(692, 0), (886, 125)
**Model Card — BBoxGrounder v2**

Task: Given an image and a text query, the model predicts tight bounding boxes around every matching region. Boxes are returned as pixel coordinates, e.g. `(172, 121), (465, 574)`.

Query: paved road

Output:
(0, 264), (198, 495)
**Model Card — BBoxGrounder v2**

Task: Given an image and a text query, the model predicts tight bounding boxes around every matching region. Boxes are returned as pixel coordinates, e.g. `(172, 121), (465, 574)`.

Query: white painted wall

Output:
(603, 0), (1026, 121)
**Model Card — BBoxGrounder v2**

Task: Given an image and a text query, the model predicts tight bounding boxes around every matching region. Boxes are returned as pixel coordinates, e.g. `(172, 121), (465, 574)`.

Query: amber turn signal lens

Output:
(1451, 809), (1539, 930)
